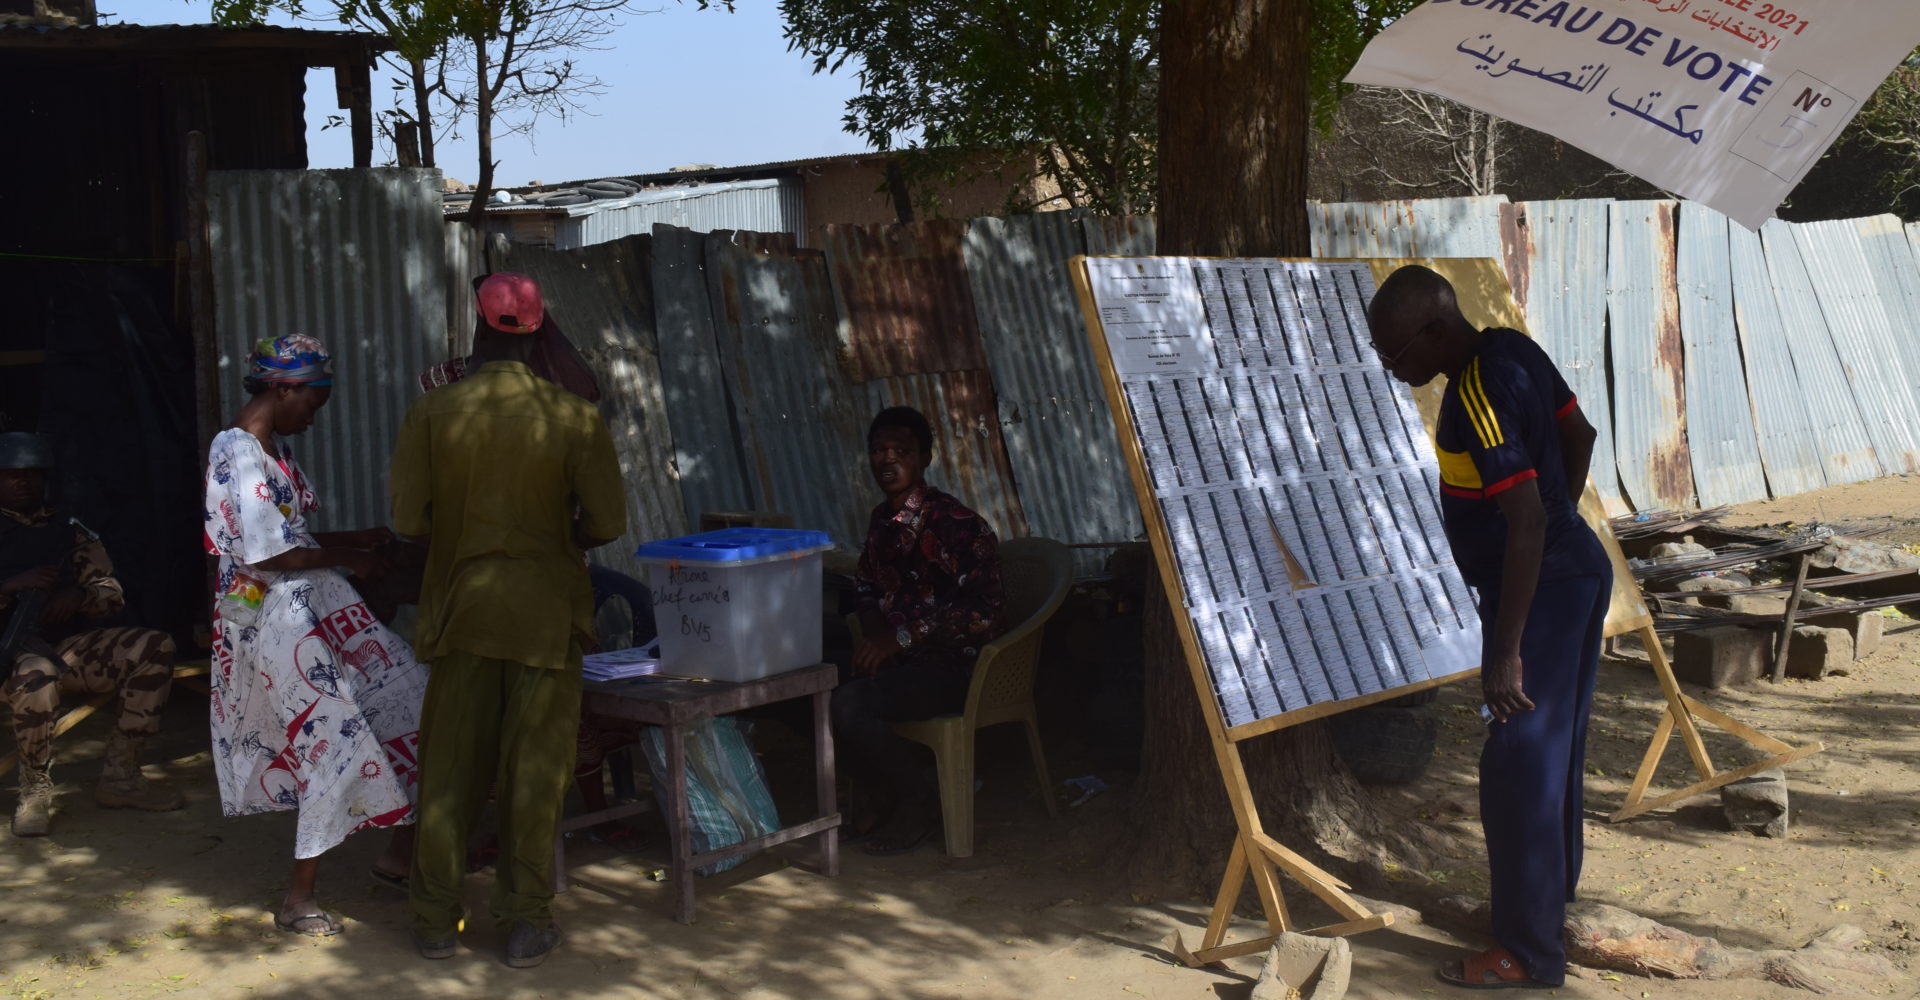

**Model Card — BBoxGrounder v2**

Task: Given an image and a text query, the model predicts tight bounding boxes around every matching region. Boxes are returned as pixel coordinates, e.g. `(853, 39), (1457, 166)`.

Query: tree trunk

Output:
(1155, 0), (1313, 259)
(466, 32), (494, 227)
(1131, 0), (1413, 902)
(411, 56), (436, 170)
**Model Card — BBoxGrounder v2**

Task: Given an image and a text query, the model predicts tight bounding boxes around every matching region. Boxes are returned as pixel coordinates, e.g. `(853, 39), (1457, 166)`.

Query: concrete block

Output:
(1672, 626), (1770, 688)
(1674, 576), (1771, 614)
(1848, 611), (1884, 659)
(1252, 932), (1351, 1000)
(1722, 768), (1789, 838)
(1784, 625), (1852, 679)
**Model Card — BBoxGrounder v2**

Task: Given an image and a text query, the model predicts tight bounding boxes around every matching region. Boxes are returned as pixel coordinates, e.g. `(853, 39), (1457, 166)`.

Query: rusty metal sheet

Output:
(821, 219), (992, 382)
(1309, 197), (1510, 259)
(1674, 203), (1768, 507)
(1606, 201), (1694, 511)
(865, 370), (1030, 543)
(208, 168), (447, 532)
(1507, 200), (1621, 506)
(703, 230), (872, 545)
(495, 235), (689, 574)
(1727, 219), (1827, 498)
(1759, 219), (1882, 486)
(651, 223), (759, 524)
(964, 213), (1142, 562)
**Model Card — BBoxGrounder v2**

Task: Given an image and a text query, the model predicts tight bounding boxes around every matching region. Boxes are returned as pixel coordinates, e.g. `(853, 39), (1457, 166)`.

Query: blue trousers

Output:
(1475, 571), (1609, 986)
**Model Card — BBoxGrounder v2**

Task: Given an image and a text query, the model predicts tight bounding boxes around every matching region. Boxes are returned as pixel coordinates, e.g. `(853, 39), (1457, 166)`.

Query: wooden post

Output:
(1771, 551), (1811, 683)
(185, 131), (220, 457)
(335, 56), (374, 168)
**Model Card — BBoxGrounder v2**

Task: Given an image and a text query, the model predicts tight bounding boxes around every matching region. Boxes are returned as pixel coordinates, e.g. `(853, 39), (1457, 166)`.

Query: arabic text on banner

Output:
(1345, 0), (1920, 230)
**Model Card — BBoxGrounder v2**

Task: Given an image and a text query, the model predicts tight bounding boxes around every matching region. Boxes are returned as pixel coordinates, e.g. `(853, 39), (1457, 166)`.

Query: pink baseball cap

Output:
(475, 272), (544, 334)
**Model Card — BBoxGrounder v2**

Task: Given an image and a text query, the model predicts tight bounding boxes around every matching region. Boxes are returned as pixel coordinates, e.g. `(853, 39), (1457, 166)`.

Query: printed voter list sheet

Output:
(1087, 256), (1483, 729)
(1085, 257), (1217, 374)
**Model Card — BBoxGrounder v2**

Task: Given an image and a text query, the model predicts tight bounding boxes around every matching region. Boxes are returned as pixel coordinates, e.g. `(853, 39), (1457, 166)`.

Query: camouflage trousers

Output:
(4, 628), (177, 771)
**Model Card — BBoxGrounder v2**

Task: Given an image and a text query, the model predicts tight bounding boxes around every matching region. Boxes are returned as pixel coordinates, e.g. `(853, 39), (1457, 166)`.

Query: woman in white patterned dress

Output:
(203, 334), (429, 937)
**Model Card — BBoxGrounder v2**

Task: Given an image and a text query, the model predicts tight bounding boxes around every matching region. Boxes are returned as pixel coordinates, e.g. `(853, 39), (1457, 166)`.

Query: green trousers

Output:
(409, 648), (581, 936)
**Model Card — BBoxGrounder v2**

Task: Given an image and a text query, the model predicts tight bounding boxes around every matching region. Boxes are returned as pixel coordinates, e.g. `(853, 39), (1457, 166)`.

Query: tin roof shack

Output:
(0, 20), (388, 642)
(1, 21), (387, 263)
(626, 151), (1070, 246)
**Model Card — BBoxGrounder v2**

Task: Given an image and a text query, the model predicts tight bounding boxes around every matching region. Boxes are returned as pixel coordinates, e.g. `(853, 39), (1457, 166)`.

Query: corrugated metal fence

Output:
(209, 169), (448, 531)
(211, 172), (1920, 570)
(1314, 195), (1920, 512)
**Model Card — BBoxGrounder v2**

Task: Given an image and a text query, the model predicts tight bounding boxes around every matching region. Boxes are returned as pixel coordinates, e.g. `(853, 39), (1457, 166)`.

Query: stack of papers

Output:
(583, 645), (660, 681)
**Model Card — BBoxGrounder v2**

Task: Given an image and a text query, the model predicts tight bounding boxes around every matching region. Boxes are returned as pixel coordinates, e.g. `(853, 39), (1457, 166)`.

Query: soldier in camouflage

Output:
(1, 432), (182, 836)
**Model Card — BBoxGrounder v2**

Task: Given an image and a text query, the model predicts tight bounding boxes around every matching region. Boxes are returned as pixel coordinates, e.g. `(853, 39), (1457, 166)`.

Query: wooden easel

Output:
(1072, 257), (1421, 965)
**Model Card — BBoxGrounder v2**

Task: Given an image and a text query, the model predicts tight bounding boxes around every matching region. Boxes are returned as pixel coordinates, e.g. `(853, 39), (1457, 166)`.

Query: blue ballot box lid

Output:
(636, 526), (833, 564)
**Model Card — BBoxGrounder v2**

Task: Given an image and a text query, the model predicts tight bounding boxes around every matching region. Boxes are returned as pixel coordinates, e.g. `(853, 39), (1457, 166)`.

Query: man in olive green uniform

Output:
(391, 272), (627, 968)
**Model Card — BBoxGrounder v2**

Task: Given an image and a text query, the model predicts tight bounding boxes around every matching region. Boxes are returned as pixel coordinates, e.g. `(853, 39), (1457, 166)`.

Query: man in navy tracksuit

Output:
(1367, 266), (1610, 991)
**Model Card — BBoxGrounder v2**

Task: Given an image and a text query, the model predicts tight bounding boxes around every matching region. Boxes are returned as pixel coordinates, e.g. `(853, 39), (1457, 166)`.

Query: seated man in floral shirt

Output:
(834, 406), (1005, 856)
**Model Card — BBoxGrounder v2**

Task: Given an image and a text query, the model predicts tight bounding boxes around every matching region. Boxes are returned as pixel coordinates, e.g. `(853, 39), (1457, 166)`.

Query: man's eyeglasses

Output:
(1370, 335), (1417, 367)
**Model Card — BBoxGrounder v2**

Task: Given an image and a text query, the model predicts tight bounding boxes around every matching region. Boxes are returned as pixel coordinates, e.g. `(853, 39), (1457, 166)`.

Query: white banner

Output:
(1346, 0), (1920, 229)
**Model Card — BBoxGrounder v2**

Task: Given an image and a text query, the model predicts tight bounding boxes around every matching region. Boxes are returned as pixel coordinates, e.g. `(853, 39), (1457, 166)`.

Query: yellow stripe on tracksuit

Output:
(1460, 359), (1504, 449)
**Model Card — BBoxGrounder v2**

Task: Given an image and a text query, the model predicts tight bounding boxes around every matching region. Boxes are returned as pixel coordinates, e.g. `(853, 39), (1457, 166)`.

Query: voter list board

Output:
(1081, 256), (1481, 731)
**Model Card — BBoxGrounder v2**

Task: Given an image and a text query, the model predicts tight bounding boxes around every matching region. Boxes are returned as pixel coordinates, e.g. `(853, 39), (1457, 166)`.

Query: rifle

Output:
(0, 517), (100, 678)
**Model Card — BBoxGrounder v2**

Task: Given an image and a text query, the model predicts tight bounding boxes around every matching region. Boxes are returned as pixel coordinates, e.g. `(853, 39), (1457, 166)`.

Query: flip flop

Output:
(275, 909), (343, 938)
(369, 867), (409, 891)
(1436, 947), (1554, 990)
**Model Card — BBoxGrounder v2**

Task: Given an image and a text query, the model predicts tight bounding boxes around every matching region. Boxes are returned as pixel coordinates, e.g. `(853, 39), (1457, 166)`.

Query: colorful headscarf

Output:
(248, 334), (334, 388)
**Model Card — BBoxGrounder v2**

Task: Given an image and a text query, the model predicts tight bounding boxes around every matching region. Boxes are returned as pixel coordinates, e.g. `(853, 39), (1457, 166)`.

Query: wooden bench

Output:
(0, 659), (209, 779)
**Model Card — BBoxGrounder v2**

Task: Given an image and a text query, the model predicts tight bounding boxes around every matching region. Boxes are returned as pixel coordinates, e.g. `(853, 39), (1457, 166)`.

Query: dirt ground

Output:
(4, 476), (1919, 1000)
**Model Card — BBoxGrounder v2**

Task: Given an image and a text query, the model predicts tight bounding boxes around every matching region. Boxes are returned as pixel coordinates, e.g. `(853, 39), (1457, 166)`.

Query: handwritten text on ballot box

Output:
(635, 527), (832, 683)
(1346, 0), (1920, 230)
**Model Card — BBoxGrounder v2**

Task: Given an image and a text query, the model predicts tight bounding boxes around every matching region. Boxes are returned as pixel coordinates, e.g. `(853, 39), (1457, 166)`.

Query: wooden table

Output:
(556, 662), (840, 923)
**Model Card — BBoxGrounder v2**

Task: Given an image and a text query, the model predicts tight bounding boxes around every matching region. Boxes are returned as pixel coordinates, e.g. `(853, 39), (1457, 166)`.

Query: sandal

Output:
(369, 867), (409, 891)
(1436, 947), (1554, 990)
(275, 909), (343, 938)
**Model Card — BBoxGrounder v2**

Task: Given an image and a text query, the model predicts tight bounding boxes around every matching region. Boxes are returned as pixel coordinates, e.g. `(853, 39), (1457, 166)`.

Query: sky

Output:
(100, 0), (871, 185)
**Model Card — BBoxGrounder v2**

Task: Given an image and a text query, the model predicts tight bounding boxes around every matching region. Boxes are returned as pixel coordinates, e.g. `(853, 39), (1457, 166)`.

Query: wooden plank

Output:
(1680, 696), (1794, 755)
(689, 814), (843, 869)
(1610, 743), (1824, 822)
(1644, 566), (1918, 597)
(1773, 552), (1811, 683)
(1225, 668), (1477, 742)
(812, 689), (839, 878)
(1621, 709), (1676, 811)
(1642, 624), (1716, 780)
(1199, 838), (1252, 953)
